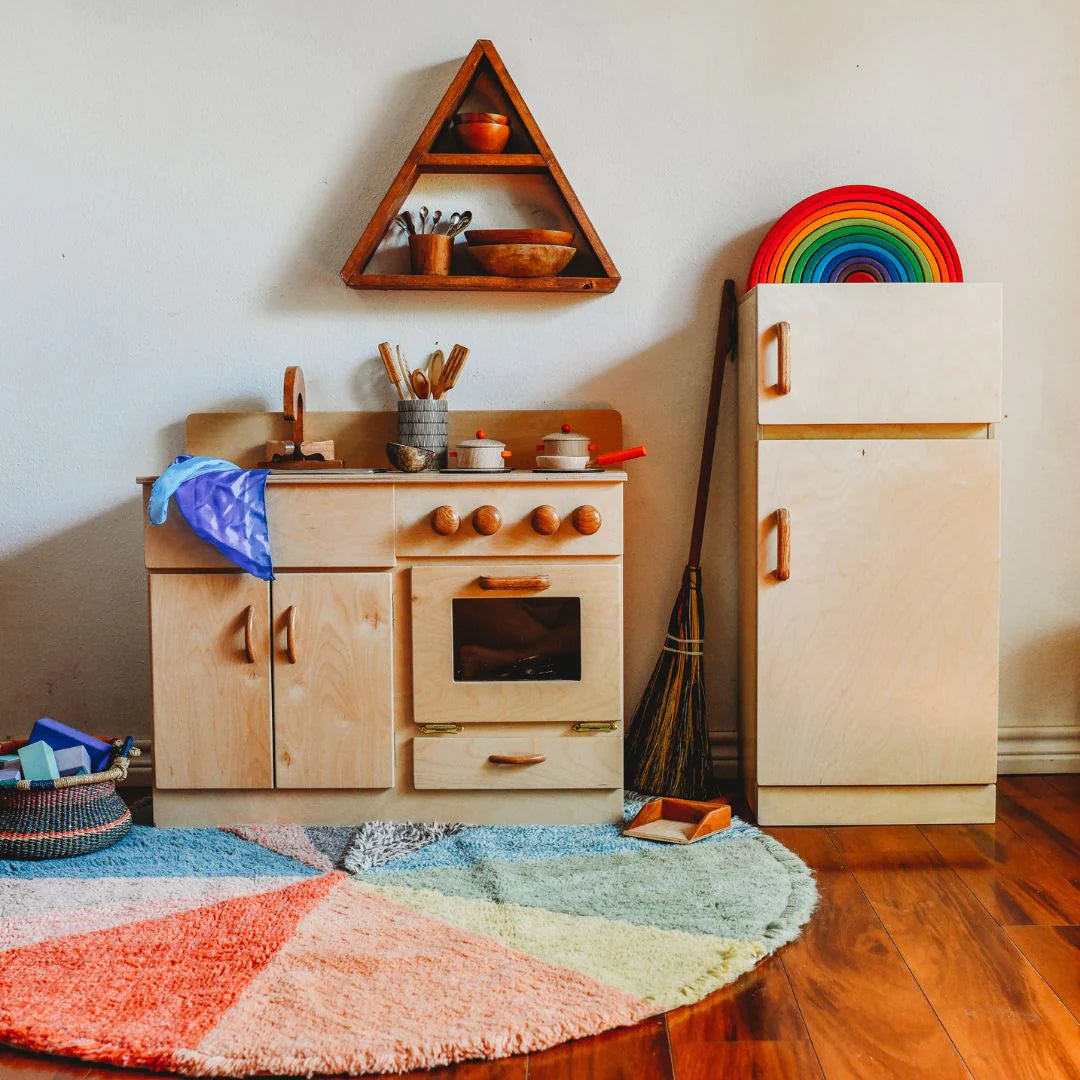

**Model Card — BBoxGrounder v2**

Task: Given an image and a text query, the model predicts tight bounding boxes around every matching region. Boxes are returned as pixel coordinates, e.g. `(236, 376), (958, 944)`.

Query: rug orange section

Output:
(0, 873), (337, 1071)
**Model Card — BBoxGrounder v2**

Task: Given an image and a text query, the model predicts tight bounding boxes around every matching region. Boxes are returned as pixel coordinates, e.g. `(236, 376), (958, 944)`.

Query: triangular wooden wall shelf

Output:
(340, 40), (619, 294)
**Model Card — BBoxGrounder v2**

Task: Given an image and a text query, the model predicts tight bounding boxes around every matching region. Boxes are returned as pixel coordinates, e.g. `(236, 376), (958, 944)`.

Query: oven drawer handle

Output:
(488, 753), (547, 766)
(477, 574), (551, 591)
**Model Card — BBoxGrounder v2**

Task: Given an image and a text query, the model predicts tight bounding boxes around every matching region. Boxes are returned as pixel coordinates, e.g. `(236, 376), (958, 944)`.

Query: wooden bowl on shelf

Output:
(453, 120), (511, 153)
(468, 244), (577, 278)
(465, 229), (574, 247)
(455, 112), (508, 125)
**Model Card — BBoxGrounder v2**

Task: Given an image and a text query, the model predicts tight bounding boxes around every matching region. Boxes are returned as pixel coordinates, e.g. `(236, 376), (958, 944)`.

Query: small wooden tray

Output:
(623, 797), (732, 845)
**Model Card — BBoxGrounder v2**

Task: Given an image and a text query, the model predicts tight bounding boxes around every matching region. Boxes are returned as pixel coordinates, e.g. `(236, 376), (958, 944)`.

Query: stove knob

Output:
(572, 505), (602, 535)
(531, 505), (561, 535)
(430, 505), (460, 535)
(472, 505), (502, 535)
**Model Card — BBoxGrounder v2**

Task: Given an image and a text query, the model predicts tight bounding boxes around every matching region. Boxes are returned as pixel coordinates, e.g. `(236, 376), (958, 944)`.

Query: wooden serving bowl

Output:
(468, 244), (577, 278)
(454, 112), (508, 125)
(465, 229), (574, 247)
(385, 442), (438, 473)
(453, 121), (511, 153)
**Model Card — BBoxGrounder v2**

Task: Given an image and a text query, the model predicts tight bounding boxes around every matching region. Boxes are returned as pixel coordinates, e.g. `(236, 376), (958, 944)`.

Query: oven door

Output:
(411, 562), (622, 727)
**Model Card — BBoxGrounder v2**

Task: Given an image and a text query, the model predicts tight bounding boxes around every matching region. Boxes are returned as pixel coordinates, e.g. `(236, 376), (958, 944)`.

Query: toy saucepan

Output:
(535, 423), (647, 471)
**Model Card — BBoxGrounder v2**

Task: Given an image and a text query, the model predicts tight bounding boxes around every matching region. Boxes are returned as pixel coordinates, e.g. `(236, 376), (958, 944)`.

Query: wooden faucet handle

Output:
(472, 505), (502, 535)
(431, 505), (460, 536)
(283, 366), (306, 444)
(572, 505), (602, 535)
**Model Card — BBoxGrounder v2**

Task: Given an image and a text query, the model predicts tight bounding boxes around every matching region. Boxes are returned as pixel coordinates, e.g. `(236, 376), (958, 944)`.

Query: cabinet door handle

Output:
(477, 574), (551, 591)
(775, 508), (791, 581)
(776, 321), (791, 395)
(488, 753), (547, 766)
(285, 605), (299, 664)
(243, 605), (256, 663)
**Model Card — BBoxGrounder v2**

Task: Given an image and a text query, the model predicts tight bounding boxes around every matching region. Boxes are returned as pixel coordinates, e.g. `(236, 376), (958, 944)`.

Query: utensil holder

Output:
(409, 234), (453, 276)
(397, 399), (448, 470)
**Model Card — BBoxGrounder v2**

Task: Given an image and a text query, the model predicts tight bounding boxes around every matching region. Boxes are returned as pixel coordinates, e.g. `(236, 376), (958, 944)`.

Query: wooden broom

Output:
(625, 278), (738, 799)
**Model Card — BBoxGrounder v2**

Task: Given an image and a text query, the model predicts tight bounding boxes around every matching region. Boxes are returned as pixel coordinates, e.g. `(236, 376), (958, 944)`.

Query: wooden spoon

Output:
(410, 369), (430, 399)
(429, 350), (445, 398)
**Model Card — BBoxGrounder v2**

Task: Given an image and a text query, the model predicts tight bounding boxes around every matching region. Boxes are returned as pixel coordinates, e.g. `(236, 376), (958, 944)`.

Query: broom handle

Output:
(688, 278), (738, 567)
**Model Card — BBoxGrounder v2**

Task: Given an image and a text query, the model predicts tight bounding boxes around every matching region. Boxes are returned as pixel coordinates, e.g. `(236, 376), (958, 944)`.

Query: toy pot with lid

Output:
(536, 422), (646, 470)
(449, 430), (512, 470)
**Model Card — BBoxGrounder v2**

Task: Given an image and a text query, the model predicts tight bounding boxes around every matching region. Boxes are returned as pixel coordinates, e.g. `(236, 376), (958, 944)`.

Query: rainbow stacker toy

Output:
(747, 184), (963, 288)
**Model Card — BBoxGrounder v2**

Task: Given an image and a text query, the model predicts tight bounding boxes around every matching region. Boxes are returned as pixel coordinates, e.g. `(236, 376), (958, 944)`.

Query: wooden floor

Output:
(2, 775), (1078, 1080)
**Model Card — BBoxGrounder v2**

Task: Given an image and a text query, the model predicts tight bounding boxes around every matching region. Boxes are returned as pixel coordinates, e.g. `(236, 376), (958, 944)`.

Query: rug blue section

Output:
(0, 825), (320, 879)
(362, 804), (760, 874)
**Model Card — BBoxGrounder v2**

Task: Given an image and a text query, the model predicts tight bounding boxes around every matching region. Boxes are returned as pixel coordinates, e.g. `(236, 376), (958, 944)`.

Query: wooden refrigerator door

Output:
(150, 573), (272, 789)
(755, 438), (1000, 787)
(272, 572), (394, 789)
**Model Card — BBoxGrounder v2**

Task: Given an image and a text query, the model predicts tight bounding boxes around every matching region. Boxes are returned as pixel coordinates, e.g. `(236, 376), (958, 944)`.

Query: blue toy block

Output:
(18, 741), (60, 781)
(0, 753), (19, 769)
(28, 717), (113, 772)
(0, 767), (21, 782)
(54, 745), (92, 777)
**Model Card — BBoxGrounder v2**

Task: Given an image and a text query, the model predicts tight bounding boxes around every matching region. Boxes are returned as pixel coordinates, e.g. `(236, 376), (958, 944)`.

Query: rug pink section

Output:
(225, 825), (335, 871)
(0, 874), (339, 1071)
(181, 878), (649, 1077)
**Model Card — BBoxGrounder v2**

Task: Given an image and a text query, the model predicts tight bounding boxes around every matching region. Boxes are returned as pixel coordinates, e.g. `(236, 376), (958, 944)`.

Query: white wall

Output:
(2, 0), (1078, 769)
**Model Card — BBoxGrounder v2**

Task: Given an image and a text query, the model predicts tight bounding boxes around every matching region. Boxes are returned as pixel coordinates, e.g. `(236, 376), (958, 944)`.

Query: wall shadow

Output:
(0, 500), (148, 741)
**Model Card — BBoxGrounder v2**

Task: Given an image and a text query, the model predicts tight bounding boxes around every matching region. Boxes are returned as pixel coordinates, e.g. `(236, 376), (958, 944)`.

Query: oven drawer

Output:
(413, 734), (622, 789)
(411, 562), (623, 727)
(395, 483), (623, 556)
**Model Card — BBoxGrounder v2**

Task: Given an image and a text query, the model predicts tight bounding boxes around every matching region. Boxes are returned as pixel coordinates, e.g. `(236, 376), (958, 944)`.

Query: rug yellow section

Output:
(363, 880), (764, 1012)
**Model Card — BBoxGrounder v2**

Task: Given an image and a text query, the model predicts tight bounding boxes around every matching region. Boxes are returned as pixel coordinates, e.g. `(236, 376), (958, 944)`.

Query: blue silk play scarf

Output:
(148, 455), (273, 579)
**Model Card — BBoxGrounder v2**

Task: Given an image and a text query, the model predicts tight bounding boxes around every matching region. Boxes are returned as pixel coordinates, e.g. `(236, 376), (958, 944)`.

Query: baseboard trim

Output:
(996, 725), (1080, 774)
(712, 725), (1080, 779)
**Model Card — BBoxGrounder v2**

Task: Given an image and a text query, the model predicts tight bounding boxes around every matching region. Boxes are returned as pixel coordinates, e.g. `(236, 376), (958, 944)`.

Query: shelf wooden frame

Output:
(340, 39), (620, 294)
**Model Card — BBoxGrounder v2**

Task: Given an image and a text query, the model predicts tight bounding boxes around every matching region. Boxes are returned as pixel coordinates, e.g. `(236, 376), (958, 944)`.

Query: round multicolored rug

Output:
(0, 801), (816, 1076)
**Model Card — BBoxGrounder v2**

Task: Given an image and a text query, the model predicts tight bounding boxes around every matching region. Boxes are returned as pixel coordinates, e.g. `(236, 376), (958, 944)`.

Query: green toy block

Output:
(18, 741), (60, 781)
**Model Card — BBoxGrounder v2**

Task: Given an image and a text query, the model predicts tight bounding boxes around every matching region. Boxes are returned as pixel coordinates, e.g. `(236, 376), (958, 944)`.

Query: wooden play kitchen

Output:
(737, 282), (1003, 825)
(139, 407), (632, 826)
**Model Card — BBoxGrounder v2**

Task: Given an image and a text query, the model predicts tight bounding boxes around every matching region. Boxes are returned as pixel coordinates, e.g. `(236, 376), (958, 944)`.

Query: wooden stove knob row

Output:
(431, 504), (501, 535)
(431, 504), (600, 536)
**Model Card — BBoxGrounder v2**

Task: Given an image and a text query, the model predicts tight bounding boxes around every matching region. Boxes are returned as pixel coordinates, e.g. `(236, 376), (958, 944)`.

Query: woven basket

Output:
(0, 736), (140, 860)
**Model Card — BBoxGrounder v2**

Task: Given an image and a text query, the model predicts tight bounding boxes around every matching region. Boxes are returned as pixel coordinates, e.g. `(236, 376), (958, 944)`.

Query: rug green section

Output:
(357, 832), (813, 946)
(365, 880), (764, 1012)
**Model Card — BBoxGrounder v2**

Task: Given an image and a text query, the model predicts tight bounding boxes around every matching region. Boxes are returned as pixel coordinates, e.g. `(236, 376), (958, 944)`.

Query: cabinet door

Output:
(756, 439), (1000, 786)
(272, 573), (393, 789)
(751, 284), (1002, 424)
(150, 574), (272, 789)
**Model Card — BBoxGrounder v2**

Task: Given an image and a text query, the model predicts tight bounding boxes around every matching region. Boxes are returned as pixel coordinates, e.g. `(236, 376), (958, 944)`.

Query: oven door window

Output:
(451, 597), (582, 682)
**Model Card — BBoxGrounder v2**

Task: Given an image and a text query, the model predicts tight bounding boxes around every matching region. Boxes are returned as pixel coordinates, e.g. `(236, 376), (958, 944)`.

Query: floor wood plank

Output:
(666, 954), (823, 1078)
(1046, 773), (1080, 799)
(527, 1016), (674, 1080)
(997, 777), (1080, 887)
(830, 825), (1080, 1080)
(397, 1057), (528, 1080)
(763, 827), (970, 1080)
(920, 817), (1080, 925)
(1005, 924), (1080, 1022)
(0, 1048), (90, 1080)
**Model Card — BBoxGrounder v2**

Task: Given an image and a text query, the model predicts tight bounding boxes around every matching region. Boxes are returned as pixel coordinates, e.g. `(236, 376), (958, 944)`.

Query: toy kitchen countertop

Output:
(138, 408), (632, 828)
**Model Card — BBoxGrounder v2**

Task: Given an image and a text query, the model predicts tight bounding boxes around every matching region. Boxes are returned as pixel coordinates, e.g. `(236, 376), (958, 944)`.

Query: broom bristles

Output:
(625, 566), (711, 799)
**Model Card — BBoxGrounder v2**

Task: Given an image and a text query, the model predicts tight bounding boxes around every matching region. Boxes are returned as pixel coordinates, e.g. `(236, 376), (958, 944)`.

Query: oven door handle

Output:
(477, 574), (552, 592)
(489, 753), (547, 766)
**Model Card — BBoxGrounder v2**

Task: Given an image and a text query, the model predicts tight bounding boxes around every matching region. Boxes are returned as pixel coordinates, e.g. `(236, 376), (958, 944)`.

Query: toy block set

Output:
(0, 718), (113, 783)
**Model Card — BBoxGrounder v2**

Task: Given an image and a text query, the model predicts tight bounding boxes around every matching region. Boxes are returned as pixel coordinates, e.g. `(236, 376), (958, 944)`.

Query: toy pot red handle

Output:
(595, 445), (647, 467)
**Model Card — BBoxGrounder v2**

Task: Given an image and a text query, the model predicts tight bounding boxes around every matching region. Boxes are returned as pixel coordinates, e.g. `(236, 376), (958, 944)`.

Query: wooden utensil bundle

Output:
(378, 342), (468, 400)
